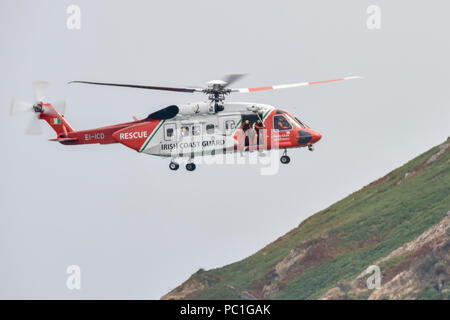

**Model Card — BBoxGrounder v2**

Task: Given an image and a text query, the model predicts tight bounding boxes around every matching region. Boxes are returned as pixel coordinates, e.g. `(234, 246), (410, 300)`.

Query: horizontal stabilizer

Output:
(49, 137), (78, 142)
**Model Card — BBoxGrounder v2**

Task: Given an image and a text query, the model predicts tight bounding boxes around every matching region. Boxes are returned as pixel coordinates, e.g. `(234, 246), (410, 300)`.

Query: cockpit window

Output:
(294, 117), (304, 127)
(274, 115), (292, 131)
(287, 115), (308, 128)
(294, 116), (309, 128)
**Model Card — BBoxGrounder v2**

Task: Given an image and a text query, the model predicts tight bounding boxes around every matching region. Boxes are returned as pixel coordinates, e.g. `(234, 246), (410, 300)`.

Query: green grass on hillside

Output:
(190, 142), (450, 300)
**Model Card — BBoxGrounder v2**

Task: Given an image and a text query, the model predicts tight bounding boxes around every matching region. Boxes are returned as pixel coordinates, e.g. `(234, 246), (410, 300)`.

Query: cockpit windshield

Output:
(276, 109), (309, 128)
(293, 116), (309, 128)
(284, 114), (308, 128)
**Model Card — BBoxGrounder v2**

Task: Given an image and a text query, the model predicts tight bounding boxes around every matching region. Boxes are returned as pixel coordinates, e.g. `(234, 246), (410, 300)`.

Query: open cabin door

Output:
(240, 112), (266, 149)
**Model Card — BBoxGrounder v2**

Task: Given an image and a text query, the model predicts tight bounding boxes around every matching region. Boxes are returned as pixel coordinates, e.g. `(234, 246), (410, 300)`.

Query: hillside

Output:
(163, 139), (450, 300)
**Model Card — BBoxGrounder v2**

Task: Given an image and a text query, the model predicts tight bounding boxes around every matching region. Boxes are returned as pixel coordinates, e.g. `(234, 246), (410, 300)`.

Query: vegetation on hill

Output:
(163, 139), (450, 300)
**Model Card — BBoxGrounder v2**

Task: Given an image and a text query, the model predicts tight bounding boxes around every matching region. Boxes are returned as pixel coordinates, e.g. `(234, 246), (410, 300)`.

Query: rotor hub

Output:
(206, 80), (227, 88)
(202, 80), (231, 111)
(32, 102), (43, 113)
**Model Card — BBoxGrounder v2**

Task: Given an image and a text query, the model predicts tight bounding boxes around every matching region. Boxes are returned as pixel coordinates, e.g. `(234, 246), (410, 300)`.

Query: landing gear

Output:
(169, 161), (179, 171)
(280, 155), (290, 164)
(186, 162), (196, 171)
(169, 158), (197, 171)
(280, 149), (291, 164)
(308, 144), (314, 151)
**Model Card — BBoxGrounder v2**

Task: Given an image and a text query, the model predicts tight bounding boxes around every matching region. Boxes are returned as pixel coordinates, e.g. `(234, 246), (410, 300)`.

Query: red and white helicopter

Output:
(11, 75), (360, 171)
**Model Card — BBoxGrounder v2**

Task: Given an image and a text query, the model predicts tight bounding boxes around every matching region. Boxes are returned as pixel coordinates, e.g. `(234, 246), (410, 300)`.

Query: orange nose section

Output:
(310, 130), (322, 143)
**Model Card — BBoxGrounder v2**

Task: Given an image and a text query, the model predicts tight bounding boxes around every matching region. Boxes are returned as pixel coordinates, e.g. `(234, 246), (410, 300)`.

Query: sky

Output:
(1, 0), (449, 299)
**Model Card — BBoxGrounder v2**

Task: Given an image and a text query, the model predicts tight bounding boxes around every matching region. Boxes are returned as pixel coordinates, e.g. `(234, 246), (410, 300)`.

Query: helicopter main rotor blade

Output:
(68, 81), (203, 93)
(231, 76), (362, 93)
(222, 73), (246, 87)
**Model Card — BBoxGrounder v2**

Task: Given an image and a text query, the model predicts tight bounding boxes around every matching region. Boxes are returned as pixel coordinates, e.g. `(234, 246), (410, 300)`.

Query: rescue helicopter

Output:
(10, 75), (360, 171)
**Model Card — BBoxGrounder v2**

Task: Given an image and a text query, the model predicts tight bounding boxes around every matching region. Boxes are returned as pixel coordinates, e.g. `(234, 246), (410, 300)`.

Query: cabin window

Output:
(206, 124), (215, 134)
(192, 125), (201, 136)
(181, 126), (190, 137)
(225, 120), (235, 130)
(164, 124), (176, 141)
(274, 115), (292, 131)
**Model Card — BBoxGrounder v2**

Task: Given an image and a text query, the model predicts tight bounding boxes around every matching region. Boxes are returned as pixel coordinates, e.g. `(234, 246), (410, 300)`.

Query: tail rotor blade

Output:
(33, 81), (50, 102)
(25, 116), (43, 135)
(10, 99), (33, 115)
(52, 100), (66, 115)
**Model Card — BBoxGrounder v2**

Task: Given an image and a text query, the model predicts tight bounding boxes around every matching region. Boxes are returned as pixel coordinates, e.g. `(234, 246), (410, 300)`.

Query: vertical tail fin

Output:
(11, 82), (76, 138)
(39, 102), (74, 138)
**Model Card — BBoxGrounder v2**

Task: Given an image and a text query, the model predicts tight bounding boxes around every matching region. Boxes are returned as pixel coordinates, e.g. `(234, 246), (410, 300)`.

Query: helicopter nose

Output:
(298, 130), (312, 145)
(310, 130), (322, 143)
(297, 129), (322, 145)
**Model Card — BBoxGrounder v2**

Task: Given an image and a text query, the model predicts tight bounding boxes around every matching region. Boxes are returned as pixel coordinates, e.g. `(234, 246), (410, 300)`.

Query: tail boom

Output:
(40, 102), (153, 146)
(62, 121), (145, 145)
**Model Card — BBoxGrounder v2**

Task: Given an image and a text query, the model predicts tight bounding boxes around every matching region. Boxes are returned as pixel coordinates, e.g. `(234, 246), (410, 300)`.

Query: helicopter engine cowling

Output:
(178, 102), (215, 116)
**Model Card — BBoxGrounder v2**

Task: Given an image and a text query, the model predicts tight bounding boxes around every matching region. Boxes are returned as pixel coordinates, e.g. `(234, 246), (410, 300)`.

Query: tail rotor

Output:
(33, 81), (50, 102)
(25, 114), (43, 135)
(10, 81), (66, 135)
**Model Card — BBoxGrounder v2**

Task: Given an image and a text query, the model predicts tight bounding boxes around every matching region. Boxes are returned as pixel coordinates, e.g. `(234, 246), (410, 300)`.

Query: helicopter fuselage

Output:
(14, 75), (357, 171)
(111, 102), (322, 158)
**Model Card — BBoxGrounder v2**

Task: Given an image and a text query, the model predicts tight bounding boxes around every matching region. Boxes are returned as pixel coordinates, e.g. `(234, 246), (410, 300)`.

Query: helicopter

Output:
(10, 75), (360, 171)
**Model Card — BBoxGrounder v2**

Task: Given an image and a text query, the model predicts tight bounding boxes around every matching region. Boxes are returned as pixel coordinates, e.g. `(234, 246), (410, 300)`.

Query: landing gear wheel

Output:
(169, 162), (179, 171)
(280, 155), (291, 164)
(186, 163), (196, 171)
(308, 144), (314, 151)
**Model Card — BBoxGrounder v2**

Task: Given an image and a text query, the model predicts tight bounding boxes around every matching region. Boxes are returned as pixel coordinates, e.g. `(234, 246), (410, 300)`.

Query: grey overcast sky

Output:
(1, 0), (449, 299)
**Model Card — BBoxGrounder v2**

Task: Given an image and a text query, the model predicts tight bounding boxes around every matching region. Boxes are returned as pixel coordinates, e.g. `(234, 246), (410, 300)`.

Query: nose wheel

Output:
(280, 149), (291, 164)
(280, 155), (291, 164)
(308, 144), (314, 151)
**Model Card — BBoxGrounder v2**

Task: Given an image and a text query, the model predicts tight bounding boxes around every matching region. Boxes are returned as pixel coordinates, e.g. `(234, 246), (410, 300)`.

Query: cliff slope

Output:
(163, 139), (450, 300)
